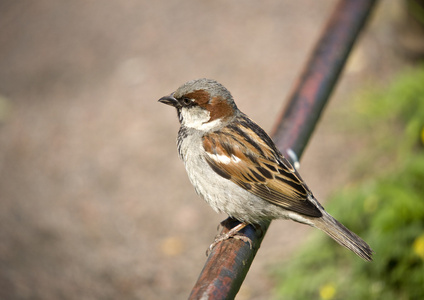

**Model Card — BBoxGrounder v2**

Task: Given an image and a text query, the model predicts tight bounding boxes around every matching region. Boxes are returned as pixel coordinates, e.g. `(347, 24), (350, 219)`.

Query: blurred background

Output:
(0, 0), (423, 299)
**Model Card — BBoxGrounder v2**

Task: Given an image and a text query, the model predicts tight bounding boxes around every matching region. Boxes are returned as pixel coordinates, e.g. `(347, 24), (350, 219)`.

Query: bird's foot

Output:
(206, 222), (252, 256)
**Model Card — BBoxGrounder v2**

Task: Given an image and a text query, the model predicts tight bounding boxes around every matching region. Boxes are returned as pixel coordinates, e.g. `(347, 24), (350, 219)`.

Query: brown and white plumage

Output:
(202, 115), (322, 218)
(159, 78), (373, 261)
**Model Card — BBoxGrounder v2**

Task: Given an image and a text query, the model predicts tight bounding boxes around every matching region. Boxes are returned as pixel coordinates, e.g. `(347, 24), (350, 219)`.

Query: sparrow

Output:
(159, 78), (373, 261)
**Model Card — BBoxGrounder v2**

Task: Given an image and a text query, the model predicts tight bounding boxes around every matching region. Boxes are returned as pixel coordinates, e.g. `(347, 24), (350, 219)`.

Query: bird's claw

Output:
(206, 231), (253, 256)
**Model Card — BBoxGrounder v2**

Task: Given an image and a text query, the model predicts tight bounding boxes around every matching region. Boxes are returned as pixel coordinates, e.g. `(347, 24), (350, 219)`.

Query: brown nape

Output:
(207, 96), (234, 122)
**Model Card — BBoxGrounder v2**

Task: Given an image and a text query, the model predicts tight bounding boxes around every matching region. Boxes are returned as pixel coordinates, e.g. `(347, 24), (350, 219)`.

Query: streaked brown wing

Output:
(203, 116), (322, 217)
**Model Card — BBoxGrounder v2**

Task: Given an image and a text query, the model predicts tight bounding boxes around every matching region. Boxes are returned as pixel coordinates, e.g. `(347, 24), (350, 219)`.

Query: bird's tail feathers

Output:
(312, 211), (373, 262)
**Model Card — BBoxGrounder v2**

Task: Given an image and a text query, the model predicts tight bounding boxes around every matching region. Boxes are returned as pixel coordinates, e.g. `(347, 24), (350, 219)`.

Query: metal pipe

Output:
(189, 0), (377, 299)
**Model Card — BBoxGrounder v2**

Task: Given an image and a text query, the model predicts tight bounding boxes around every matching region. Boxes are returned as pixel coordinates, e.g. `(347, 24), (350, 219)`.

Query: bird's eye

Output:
(181, 97), (193, 106)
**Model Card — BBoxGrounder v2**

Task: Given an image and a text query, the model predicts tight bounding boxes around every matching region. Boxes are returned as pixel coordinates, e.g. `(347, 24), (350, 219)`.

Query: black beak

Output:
(158, 94), (179, 107)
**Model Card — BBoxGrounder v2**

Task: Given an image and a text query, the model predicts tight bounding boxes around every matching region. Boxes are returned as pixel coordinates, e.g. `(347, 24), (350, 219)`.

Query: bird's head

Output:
(158, 78), (238, 131)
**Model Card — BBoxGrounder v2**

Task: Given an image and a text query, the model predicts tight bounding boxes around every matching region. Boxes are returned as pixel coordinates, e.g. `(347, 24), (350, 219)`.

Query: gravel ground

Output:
(0, 1), (407, 299)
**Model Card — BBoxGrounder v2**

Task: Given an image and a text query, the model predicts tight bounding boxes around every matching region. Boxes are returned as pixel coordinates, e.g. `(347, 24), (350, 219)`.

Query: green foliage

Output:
(272, 66), (424, 300)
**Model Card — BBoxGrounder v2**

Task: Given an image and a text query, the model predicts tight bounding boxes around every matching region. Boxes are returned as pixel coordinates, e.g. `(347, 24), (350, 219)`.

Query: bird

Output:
(158, 78), (373, 261)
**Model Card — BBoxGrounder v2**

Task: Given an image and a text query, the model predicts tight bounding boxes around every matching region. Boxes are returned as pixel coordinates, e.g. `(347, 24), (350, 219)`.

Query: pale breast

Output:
(176, 126), (289, 224)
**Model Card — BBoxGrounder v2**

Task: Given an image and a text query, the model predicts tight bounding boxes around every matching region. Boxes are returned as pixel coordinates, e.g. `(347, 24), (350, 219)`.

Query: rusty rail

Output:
(188, 0), (377, 299)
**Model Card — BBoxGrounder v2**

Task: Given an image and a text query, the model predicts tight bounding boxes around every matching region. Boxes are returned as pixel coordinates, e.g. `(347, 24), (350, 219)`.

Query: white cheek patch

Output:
(180, 107), (222, 131)
(207, 153), (242, 165)
(181, 107), (210, 129)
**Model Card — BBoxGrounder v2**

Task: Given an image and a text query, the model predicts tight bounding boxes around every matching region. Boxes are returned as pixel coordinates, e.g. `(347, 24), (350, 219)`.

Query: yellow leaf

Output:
(319, 283), (336, 300)
(413, 234), (424, 260)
